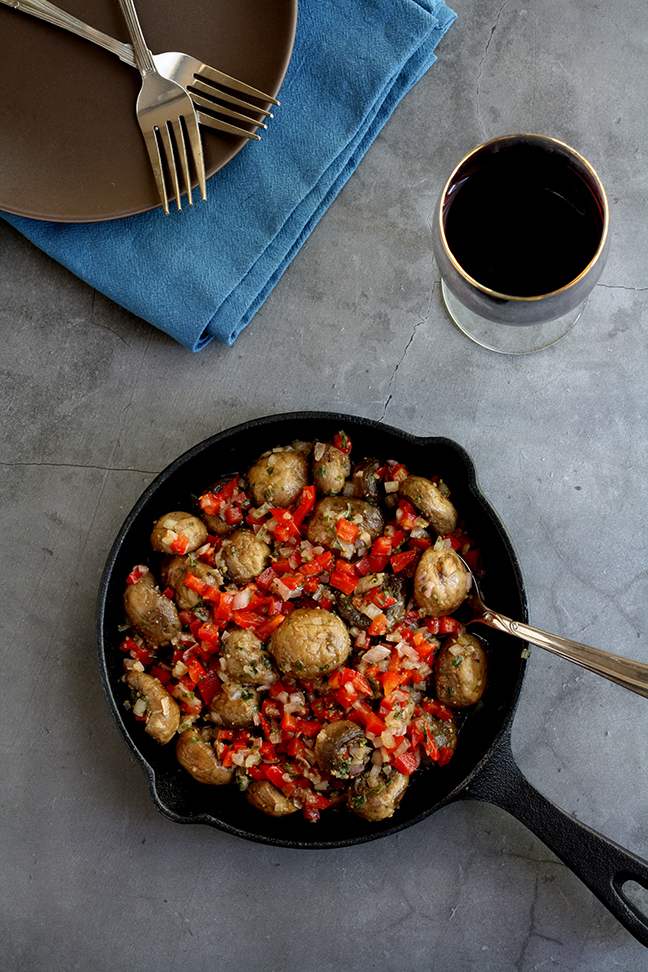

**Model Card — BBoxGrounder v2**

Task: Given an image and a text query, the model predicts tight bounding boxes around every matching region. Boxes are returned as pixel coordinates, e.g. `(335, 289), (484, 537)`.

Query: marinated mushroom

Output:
(124, 670), (180, 744)
(306, 496), (384, 552)
(175, 729), (234, 785)
(414, 544), (470, 617)
(351, 458), (382, 503)
(399, 475), (458, 537)
(150, 511), (208, 555)
(268, 607), (351, 678)
(209, 681), (259, 728)
(219, 529), (271, 585)
(434, 631), (488, 708)
(347, 764), (409, 821)
(336, 573), (407, 632)
(247, 449), (309, 508)
(123, 570), (181, 646)
(220, 627), (278, 686)
(160, 555), (222, 610)
(312, 441), (352, 495)
(246, 779), (298, 817)
(314, 720), (371, 779)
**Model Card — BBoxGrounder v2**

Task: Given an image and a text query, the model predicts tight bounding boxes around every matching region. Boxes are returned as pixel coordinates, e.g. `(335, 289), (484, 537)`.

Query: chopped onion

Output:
(355, 573), (383, 594)
(360, 602), (382, 620)
(362, 645), (391, 664)
(384, 481), (400, 493)
(232, 588), (252, 610)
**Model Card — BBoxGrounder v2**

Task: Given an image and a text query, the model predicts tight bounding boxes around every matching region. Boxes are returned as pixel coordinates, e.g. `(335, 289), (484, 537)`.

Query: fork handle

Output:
(2, 0), (135, 63)
(117, 0), (154, 75)
(475, 610), (648, 698)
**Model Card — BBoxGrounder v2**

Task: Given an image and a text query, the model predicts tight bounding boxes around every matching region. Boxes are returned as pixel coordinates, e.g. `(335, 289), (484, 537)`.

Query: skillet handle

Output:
(460, 729), (648, 947)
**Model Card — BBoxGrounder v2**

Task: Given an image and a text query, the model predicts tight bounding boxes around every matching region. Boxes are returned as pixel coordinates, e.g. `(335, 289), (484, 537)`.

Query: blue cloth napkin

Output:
(1, 0), (456, 351)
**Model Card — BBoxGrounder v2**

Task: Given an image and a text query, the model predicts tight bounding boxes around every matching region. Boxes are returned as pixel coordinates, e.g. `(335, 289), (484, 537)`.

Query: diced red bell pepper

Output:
(367, 613), (388, 637)
(414, 719), (440, 760)
(350, 700), (387, 737)
(254, 614), (285, 641)
(422, 698), (454, 721)
(381, 670), (405, 697)
(178, 609), (199, 627)
(119, 636), (156, 665)
(390, 549), (418, 573)
(329, 560), (359, 596)
(292, 485), (316, 526)
(335, 518), (359, 543)
(213, 592), (234, 622)
(125, 564), (148, 585)
(260, 740), (279, 762)
(447, 534), (462, 550)
(311, 696), (344, 723)
(393, 749), (421, 775)
(185, 655), (208, 686)
(161, 586), (175, 599)
(328, 667), (372, 697)
(196, 622), (220, 645)
(367, 588), (397, 609)
(285, 737), (308, 758)
(295, 719), (322, 737)
(388, 528), (406, 548)
(425, 616), (462, 636)
(169, 532), (190, 555)
(270, 508), (301, 538)
(223, 506), (243, 526)
(276, 573), (303, 592)
(412, 629), (437, 660)
(150, 664), (172, 685)
(232, 609), (266, 629)
(367, 553), (390, 573)
(334, 685), (358, 708)
(437, 746), (454, 766)
(256, 566), (277, 590)
(387, 463), (409, 483)
(182, 573), (208, 596)
(248, 764), (266, 781)
(371, 536), (392, 557)
(408, 536), (432, 550)
(333, 431), (352, 455)
(197, 669), (221, 705)
(354, 556), (371, 576)
(265, 765), (289, 791)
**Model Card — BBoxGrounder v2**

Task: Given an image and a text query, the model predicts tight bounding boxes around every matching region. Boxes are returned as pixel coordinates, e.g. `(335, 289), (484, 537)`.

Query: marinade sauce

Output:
(443, 144), (605, 297)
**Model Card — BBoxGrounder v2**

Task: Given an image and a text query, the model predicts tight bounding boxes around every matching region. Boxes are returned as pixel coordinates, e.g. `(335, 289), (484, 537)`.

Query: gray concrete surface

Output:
(1, 0), (647, 969)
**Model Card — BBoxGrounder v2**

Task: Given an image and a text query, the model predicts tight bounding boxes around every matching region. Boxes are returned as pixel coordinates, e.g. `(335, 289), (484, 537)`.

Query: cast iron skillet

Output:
(96, 411), (648, 946)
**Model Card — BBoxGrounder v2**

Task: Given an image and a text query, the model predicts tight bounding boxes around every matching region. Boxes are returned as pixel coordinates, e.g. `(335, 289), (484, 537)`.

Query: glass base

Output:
(441, 280), (584, 354)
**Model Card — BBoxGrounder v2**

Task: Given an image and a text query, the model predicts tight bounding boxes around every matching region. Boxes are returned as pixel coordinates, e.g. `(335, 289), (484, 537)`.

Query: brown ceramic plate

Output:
(0, 0), (297, 222)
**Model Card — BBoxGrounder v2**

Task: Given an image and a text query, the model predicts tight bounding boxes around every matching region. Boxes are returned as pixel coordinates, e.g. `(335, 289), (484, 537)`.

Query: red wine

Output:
(443, 144), (605, 297)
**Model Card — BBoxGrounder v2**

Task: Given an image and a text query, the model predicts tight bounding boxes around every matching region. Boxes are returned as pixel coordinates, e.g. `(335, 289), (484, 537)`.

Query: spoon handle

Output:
(475, 611), (648, 698)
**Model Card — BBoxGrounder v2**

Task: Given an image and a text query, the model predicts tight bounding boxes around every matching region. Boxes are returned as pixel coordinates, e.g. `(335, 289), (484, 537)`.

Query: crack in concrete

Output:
(598, 284), (648, 293)
(378, 313), (428, 423)
(476, 1), (509, 138)
(0, 460), (158, 474)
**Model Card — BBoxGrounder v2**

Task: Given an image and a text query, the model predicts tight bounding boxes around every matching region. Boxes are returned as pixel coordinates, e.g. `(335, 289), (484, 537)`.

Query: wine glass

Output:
(432, 134), (610, 354)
